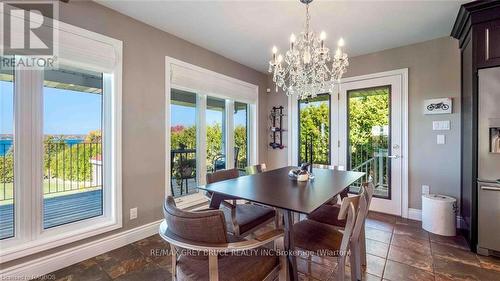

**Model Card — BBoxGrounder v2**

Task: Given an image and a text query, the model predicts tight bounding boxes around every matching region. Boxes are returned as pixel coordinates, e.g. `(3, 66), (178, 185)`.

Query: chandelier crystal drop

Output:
(268, 0), (349, 100)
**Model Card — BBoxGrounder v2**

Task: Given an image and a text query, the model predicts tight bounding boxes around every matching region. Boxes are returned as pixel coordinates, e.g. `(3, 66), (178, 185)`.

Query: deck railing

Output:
(350, 148), (389, 193)
(0, 141), (102, 202)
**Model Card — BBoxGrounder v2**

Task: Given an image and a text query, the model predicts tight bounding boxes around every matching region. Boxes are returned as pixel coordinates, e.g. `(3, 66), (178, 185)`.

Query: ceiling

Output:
(96, 0), (466, 73)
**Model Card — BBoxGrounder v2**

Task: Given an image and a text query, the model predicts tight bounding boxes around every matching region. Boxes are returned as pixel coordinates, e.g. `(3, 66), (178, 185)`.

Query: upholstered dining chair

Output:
(293, 188), (369, 281)
(160, 196), (284, 281)
(245, 163), (267, 175)
(206, 168), (278, 237)
(307, 182), (374, 280)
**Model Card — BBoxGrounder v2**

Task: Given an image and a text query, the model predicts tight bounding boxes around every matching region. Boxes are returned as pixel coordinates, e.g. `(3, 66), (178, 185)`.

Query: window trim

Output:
(0, 20), (122, 263)
(165, 57), (258, 208)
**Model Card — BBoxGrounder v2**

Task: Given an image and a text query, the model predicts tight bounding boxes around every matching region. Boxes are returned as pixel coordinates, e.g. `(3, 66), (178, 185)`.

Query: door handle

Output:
(481, 185), (500, 191)
(387, 155), (400, 159)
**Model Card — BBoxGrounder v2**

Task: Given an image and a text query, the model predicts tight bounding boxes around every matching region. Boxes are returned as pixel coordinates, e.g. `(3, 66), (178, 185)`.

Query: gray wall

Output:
(1, 0), (268, 268)
(266, 37), (461, 210)
(346, 37), (461, 210)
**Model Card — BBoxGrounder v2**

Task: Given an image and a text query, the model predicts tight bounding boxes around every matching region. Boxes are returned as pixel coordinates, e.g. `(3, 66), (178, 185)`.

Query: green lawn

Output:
(0, 179), (101, 205)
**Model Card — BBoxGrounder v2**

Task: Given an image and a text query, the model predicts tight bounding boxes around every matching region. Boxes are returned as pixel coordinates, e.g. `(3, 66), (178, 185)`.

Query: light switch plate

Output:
(433, 120), (450, 131)
(437, 134), (446, 144)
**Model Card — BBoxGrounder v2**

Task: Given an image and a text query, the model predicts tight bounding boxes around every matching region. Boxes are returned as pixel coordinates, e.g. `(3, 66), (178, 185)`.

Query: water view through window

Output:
(0, 62), (14, 240)
(42, 67), (104, 229)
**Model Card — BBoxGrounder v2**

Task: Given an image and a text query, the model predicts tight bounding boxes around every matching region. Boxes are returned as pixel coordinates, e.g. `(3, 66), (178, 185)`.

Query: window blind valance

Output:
(169, 60), (258, 103)
(1, 5), (120, 73)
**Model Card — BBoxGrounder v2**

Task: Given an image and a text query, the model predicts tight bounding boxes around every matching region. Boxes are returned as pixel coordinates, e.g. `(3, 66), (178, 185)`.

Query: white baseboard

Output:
(408, 208), (422, 221)
(407, 208), (464, 229)
(0, 219), (163, 279)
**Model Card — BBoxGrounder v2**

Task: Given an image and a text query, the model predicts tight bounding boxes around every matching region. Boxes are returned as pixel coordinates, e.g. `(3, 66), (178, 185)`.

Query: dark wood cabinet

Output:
(476, 19), (500, 68)
(452, 1), (500, 252)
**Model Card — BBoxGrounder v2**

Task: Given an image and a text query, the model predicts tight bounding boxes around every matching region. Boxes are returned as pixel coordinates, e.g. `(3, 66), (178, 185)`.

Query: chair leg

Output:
(350, 242), (361, 281)
(208, 254), (219, 281)
(360, 224), (367, 266)
(274, 209), (281, 229)
(171, 245), (177, 281)
(337, 256), (346, 281)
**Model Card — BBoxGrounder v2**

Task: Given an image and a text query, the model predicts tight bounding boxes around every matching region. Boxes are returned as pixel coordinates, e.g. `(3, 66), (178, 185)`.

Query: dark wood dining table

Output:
(197, 166), (365, 281)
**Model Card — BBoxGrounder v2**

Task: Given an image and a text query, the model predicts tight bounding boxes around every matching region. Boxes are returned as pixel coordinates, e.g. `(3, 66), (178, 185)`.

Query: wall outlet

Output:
(422, 185), (430, 195)
(130, 207), (138, 220)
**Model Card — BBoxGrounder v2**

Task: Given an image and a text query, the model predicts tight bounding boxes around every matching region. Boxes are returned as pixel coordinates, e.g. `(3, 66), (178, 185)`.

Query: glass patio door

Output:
(338, 74), (403, 216)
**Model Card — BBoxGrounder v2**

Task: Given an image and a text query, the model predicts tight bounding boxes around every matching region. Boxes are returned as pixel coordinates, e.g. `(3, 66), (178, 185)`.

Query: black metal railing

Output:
(170, 148), (196, 197)
(0, 141), (102, 202)
(44, 142), (103, 195)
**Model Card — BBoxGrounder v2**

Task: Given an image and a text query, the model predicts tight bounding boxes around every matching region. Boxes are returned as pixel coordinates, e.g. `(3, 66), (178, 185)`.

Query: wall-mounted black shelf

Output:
(269, 106), (286, 149)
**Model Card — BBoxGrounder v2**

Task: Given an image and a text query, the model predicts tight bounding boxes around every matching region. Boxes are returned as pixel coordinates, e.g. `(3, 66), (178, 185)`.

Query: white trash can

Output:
(422, 194), (457, 236)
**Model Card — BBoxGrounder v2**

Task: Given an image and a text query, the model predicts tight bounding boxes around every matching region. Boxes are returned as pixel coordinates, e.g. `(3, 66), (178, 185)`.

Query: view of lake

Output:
(0, 139), (84, 156)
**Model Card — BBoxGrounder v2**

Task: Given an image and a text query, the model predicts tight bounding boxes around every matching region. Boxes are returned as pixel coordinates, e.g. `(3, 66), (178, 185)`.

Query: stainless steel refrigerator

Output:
(477, 67), (500, 256)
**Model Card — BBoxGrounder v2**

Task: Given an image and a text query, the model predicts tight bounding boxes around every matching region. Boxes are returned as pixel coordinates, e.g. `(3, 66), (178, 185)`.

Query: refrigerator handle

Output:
(480, 185), (500, 191)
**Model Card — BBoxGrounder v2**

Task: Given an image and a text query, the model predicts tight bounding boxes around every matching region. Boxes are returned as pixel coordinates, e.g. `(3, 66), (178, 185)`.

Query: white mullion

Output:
(332, 89), (341, 167)
(165, 63), (172, 197)
(31, 69), (44, 238)
(15, 67), (32, 243)
(249, 103), (258, 166)
(288, 97), (299, 166)
(225, 100), (235, 169)
(197, 94), (207, 185)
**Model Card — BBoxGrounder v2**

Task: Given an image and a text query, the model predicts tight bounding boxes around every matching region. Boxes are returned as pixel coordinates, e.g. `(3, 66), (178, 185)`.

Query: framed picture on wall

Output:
(424, 98), (452, 115)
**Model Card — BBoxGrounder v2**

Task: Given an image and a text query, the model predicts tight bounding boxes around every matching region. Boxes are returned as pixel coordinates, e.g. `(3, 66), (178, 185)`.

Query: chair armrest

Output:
(159, 220), (283, 253)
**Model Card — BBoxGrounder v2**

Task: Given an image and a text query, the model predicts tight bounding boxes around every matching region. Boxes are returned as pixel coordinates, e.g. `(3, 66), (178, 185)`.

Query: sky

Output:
(0, 81), (102, 135)
(1, 80), (247, 136)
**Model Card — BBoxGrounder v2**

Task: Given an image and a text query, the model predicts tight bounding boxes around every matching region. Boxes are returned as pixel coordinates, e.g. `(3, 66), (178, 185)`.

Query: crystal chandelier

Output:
(268, 0), (349, 100)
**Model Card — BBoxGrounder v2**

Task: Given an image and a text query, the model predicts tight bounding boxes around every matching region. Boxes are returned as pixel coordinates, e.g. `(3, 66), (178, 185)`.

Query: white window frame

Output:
(165, 57), (258, 208)
(0, 19), (122, 263)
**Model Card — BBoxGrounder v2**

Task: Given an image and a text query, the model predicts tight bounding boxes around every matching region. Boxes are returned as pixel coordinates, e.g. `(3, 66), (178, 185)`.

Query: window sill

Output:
(0, 216), (122, 263)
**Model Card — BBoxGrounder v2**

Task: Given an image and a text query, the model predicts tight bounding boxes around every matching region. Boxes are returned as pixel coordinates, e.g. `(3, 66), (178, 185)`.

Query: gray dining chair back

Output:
(245, 163), (267, 175)
(161, 196), (284, 281)
(163, 196), (228, 244)
(206, 168), (240, 184)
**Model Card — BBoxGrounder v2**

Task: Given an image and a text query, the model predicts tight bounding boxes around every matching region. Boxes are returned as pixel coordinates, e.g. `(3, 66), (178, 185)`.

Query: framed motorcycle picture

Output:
(424, 98), (452, 115)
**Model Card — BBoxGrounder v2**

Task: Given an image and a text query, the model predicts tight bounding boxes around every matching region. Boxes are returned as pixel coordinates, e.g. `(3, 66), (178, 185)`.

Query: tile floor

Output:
(35, 212), (500, 281)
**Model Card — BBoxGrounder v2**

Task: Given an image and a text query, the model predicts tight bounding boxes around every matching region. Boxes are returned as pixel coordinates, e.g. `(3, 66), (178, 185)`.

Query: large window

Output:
(0, 19), (122, 262)
(298, 94), (331, 165)
(42, 67), (104, 229)
(166, 57), (258, 206)
(0, 61), (14, 240)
